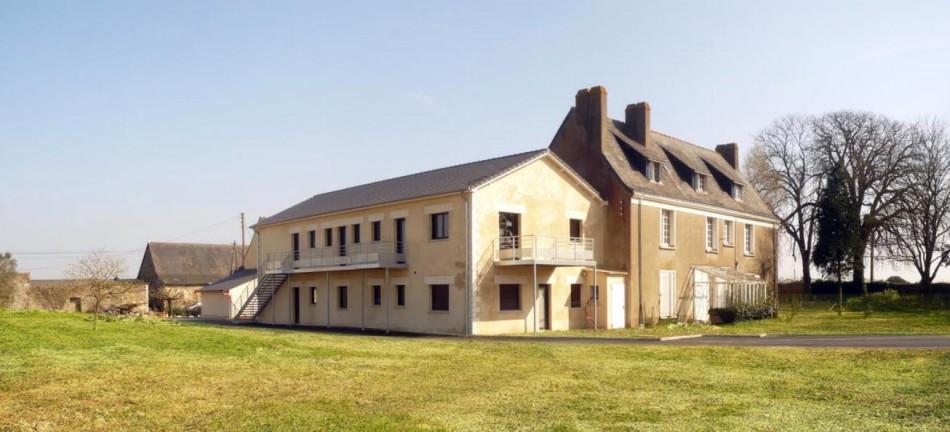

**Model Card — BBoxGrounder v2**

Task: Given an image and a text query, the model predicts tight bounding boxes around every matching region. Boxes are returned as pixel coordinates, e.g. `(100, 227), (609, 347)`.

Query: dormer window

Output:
(733, 184), (744, 201)
(693, 173), (708, 192)
(646, 161), (662, 183)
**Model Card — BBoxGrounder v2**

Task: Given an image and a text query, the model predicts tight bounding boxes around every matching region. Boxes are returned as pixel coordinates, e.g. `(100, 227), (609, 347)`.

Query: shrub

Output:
(734, 301), (776, 321)
(170, 306), (185, 317)
(845, 289), (901, 313)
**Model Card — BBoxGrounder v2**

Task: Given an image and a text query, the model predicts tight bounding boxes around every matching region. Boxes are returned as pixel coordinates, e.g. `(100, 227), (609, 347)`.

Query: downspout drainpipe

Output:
(532, 255), (538, 334)
(326, 272), (330, 328)
(361, 270), (365, 331)
(593, 263), (598, 330)
(385, 267), (390, 333)
(464, 192), (473, 337)
(637, 197), (644, 328)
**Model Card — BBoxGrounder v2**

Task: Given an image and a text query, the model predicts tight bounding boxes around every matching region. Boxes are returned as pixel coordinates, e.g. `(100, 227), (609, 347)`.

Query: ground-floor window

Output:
(372, 285), (381, 306)
(570, 284), (582, 308)
(430, 284), (449, 311)
(338, 286), (348, 309)
(310, 286), (317, 304)
(499, 284), (520, 311)
(396, 285), (406, 306)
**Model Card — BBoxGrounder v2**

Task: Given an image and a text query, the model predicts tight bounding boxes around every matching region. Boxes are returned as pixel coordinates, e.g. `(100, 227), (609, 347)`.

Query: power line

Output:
(166, 214), (241, 242)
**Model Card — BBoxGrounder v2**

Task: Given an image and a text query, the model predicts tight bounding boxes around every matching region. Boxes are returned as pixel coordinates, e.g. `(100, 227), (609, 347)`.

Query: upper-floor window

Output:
(733, 184), (744, 201)
(705, 217), (718, 252)
(646, 161), (662, 183)
(723, 220), (734, 246)
(660, 209), (674, 248)
(308, 230), (316, 249)
(324, 228), (332, 247)
(569, 219), (583, 241)
(372, 221), (381, 242)
(431, 212), (449, 240)
(693, 173), (708, 192)
(744, 224), (754, 255)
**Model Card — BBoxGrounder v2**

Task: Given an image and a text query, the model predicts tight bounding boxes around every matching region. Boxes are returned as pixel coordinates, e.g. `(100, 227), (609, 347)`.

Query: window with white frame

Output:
(744, 224), (753, 255)
(723, 220), (734, 246)
(705, 217), (718, 252)
(733, 184), (744, 201)
(660, 209), (674, 247)
(693, 173), (708, 192)
(646, 161), (662, 183)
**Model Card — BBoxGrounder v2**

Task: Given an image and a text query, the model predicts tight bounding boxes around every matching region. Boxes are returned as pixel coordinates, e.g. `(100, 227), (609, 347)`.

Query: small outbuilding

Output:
(197, 268), (258, 319)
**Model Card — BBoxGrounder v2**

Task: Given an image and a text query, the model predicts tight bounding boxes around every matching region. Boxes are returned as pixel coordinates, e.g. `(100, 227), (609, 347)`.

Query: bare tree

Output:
(66, 250), (130, 330)
(879, 119), (950, 294)
(748, 115), (820, 292)
(811, 111), (919, 291)
(150, 285), (184, 316)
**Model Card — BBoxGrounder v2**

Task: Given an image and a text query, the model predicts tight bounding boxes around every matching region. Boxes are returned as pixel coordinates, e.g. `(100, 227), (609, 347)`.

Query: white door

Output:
(693, 270), (710, 322)
(609, 283), (625, 329)
(659, 270), (676, 318)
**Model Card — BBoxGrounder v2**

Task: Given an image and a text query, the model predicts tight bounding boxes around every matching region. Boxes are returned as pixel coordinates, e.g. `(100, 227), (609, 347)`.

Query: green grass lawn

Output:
(1, 310), (948, 431)
(524, 303), (950, 339)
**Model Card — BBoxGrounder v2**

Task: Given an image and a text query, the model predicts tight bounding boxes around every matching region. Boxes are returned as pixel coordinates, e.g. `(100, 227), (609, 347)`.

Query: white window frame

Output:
(647, 161), (662, 183)
(705, 217), (718, 252)
(660, 209), (675, 248)
(743, 224), (754, 255)
(723, 220), (734, 247)
(733, 184), (744, 201)
(693, 173), (708, 192)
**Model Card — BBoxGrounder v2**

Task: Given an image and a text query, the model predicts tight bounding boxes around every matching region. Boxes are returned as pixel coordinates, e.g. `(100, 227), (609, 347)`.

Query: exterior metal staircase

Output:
(233, 273), (288, 321)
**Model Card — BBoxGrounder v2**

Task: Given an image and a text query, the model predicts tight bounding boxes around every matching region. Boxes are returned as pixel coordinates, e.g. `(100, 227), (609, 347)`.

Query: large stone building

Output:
(233, 86), (778, 335)
(136, 242), (245, 311)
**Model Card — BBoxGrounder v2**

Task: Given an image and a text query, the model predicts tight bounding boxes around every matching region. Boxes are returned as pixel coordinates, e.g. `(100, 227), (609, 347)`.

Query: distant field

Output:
(526, 304), (950, 339)
(0, 310), (947, 431)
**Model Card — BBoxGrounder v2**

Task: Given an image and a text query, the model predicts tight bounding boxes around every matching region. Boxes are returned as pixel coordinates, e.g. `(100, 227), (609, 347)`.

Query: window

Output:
(590, 285), (600, 302)
(337, 286), (348, 309)
(733, 184), (744, 201)
(499, 284), (521, 311)
(291, 233), (300, 260)
(338, 226), (347, 256)
(570, 219), (583, 241)
(395, 218), (406, 254)
(570, 284), (582, 308)
(723, 220), (734, 246)
(324, 228), (332, 247)
(705, 217), (718, 252)
(694, 173), (708, 192)
(372, 285), (381, 306)
(308, 230), (316, 249)
(431, 212), (449, 240)
(660, 209), (674, 247)
(396, 284), (406, 306)
(310, 287), (317, 304)
(744, 224), (754, 255)
(646, 161), (662, 182)
(353, 224), (361, 244)
(430, 284), (449, 311)
(372, 221), (381, 242)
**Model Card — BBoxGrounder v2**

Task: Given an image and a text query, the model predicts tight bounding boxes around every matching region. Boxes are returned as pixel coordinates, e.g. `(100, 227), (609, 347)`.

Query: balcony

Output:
(263, 242), (407, 274)
(493, 235), (595, 267)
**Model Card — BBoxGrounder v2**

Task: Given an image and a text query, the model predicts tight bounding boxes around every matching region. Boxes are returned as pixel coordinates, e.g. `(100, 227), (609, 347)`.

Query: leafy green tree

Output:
(812, 162), (861, 315)
(0, 252), (17, 308)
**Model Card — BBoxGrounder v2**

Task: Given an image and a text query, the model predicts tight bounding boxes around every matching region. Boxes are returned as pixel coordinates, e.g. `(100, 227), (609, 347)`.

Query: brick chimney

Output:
(625, 102), (651, 147)
(574, 86), (607, 144)
(715, 143), (740, 170)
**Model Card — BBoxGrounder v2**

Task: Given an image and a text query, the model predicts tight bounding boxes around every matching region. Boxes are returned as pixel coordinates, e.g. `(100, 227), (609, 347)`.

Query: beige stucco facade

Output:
(248, 152), (777, 335)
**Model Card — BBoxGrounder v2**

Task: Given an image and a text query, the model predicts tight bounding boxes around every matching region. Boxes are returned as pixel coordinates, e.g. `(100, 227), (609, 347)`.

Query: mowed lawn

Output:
(1, 311), (948, 431)
(525, 304), (950, 339)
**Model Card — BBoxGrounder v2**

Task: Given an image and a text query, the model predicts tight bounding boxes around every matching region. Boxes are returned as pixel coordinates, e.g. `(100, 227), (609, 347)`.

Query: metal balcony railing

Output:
(263, 241), (406, 273)
(493, 235), (594, 264)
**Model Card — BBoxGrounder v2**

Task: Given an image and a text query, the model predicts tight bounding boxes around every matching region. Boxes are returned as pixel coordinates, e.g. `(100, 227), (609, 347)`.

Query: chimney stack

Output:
(573, 86), (607, 143)
(625, 102), (651, 147)
(715, 143), (740, 170)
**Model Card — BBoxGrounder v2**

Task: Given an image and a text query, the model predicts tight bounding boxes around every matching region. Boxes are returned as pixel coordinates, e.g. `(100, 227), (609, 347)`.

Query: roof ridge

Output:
(651, 130), (716, 153)
(149, 242), (235, 247)
(307, 149), (546, 199)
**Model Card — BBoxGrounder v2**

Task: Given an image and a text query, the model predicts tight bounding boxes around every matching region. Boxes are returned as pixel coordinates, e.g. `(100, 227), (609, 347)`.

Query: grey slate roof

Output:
(257, 149), (548, 227)
(603, 120), (774, 219)
(138, 242), (239, 286)
(198, 268), (257, 292)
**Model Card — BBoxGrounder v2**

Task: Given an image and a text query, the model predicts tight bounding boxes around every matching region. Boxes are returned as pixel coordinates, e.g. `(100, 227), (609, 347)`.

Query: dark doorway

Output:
(69, 297), (81, 312)
(538, 284), (551, 330)
(338, 226), (347, 257)
(292, 287), (300, 325)
(395, 218), (406, 259)
(499, 212), (521, 250)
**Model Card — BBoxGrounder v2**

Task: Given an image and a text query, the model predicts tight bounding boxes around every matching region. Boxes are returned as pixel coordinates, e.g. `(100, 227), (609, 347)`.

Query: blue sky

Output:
(2, 1), (949, 279)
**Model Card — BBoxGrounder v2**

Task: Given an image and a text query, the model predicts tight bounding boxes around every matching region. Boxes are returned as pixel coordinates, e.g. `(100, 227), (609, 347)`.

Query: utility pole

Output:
(241, 212), (246, 268)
